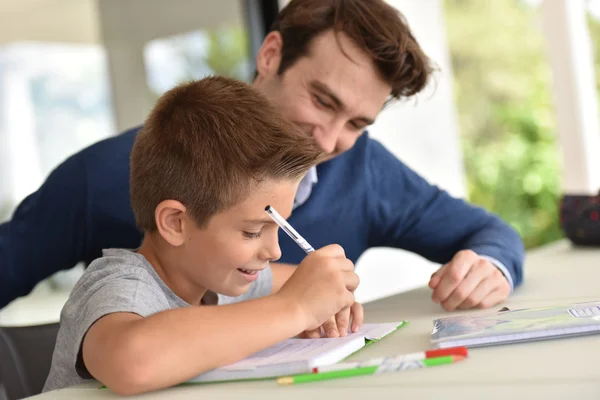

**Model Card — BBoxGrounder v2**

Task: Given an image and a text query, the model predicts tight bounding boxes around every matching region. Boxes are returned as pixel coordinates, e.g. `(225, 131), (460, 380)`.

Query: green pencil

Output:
(277, 355), (466, 385)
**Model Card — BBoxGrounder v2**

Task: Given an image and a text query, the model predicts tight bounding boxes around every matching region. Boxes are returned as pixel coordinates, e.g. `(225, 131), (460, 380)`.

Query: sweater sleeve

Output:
(0, 152), (90, 308)
(365, 139), (525, 288)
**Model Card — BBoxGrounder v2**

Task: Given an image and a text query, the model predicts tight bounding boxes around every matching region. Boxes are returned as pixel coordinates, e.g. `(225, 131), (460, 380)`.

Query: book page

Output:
(223, 322), (401, 371)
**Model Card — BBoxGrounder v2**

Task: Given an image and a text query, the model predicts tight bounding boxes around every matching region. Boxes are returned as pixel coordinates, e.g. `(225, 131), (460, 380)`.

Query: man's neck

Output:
(137, 234), (207, 306)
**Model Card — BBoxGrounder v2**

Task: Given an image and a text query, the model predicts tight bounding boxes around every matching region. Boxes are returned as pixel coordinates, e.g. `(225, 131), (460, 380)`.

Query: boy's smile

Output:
(141, 179), (300, 305)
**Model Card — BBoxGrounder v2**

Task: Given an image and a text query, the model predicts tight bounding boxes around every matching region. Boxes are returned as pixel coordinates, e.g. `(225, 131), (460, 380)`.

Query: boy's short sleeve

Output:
(44, 266), (175, 391)
(71, 269), (171, 378)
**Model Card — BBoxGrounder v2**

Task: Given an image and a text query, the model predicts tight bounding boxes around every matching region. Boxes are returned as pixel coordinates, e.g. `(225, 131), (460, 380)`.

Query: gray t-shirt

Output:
(43, 248), (273, 392)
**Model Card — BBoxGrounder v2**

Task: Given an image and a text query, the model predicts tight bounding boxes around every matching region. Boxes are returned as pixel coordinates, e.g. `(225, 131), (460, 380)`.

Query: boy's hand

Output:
(429, 250), (511, 311)
(277, 244), (359, 332)
(301, 302), (364, 338)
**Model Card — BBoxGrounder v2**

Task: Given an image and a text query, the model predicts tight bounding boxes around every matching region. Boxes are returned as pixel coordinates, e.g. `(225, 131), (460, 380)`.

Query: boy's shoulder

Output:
(65, 248), (188, 318)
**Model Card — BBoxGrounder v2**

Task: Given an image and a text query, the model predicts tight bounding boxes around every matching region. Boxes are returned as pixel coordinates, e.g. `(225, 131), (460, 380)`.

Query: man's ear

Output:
(256, 31), (283, 79)
(155, 200), (188, 247)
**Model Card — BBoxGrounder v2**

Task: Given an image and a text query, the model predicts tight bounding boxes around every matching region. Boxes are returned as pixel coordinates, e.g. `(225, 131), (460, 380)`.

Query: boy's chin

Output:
(217, 284), (251, 298)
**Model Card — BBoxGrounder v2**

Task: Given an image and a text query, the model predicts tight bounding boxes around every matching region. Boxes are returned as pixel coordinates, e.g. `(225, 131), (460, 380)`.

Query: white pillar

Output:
(541, 0), (600, 194)
(355, 0), (461, 303)
(96, 0), (152, 132)
(1, 50), (43, 207)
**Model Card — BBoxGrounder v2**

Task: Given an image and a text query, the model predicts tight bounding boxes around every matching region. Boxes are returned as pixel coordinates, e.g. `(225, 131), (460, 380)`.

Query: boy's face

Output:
(180, 179), (299, 298)
(254, 29), (391, 160)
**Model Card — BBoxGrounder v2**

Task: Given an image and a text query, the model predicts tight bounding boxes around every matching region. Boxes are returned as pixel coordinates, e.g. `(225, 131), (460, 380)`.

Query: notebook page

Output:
(223, 322), (401, 371)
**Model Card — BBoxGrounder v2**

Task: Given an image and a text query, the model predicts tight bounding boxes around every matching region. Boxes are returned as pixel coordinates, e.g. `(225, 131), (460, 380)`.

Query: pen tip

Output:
(265, 205), (271, 211)
(452, 355), (467, 362)
(277, 377), (294, 385)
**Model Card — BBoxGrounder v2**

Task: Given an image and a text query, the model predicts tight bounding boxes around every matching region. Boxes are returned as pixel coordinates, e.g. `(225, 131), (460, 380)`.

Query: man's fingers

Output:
(350, 302), (364, 333)
(441, 261), (489, 311)
(429, 265), (447, 289)
(335, 308), (351, 336)
(322, 316), (339, 338)
(432, 250), (478, 303)
(458, 268), (509, 310)
(476, 287), (509, 309)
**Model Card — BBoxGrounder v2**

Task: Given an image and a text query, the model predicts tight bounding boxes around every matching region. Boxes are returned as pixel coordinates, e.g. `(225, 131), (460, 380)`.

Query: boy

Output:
(43, 76), (361, 395)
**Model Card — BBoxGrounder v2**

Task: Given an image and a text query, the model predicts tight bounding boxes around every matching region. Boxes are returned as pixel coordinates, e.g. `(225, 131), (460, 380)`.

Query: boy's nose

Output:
(259, 241), (282, 263)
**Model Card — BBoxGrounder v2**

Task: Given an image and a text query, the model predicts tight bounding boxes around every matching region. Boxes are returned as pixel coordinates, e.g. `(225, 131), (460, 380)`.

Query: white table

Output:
(29, 240), (600, 399)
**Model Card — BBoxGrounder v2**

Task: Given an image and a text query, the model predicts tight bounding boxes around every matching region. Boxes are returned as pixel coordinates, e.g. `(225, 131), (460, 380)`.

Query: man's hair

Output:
(130, 76), (323, 231)
(271, 0), (433, 99)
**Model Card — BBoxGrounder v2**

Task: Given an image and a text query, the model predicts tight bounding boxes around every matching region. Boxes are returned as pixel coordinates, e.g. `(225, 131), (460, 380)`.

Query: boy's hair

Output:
(271, 0), (433, 99)
(130, 76), (323, 231)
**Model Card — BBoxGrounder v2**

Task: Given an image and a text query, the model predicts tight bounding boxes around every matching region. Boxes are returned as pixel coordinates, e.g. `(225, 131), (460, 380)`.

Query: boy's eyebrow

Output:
(243, 218), (277, 225)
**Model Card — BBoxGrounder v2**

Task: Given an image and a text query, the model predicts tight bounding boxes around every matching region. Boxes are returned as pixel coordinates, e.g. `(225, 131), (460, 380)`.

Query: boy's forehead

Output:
(228, 181), (298, 220)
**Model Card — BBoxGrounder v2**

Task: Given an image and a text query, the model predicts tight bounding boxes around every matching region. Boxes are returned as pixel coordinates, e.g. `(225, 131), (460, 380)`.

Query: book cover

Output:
(431, 301), (600, 348)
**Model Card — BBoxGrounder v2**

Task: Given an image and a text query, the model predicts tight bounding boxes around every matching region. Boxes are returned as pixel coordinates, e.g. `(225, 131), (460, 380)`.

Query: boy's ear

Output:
(155, 200), (188, 247)
(256, 31), (283, 79)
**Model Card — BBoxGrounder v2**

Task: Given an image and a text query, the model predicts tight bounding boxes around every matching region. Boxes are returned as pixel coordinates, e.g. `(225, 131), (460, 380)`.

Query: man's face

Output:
(253, 30), (392, 160)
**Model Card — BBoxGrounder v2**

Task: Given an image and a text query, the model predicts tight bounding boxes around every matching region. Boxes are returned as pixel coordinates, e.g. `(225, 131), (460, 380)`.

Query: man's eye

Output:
(243, 231), (262, 239)
(314, 95), (332, 109)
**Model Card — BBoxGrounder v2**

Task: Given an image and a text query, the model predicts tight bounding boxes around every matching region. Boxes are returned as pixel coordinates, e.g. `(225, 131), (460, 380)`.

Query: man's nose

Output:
(313, 122), (344, 154)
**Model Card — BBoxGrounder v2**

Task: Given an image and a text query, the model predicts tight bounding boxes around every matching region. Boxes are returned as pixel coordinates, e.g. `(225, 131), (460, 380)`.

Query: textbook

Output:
(430, 301), (600, 349)
(188, 321), (405, 383)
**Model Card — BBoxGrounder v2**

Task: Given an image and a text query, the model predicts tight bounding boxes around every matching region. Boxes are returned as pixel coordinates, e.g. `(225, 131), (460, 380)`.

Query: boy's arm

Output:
(270, 263), (364, 339)
(83, 295), (302, 395)
(83, 245), (357, 395)
(271, 262), (296, 293)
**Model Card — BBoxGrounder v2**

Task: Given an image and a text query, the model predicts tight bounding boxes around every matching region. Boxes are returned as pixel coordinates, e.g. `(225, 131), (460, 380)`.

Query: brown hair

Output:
(270, 0), (433, 99)
(130, 76), (323, 231)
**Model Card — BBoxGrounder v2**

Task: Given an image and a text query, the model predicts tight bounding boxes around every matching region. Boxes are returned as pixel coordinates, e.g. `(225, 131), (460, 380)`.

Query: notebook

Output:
(188, 321), (405, 383)
(430, 300), (600, 349)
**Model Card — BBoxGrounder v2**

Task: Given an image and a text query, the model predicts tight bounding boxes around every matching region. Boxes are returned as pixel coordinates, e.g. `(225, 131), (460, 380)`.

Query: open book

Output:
(431, 300), (600, 348)
(188, 322), (405, 383)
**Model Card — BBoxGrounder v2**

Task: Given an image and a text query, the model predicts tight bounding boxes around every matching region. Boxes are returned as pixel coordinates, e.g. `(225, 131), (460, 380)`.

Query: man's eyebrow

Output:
(310, 80), (345, 110)
(310, 80), (375, 126)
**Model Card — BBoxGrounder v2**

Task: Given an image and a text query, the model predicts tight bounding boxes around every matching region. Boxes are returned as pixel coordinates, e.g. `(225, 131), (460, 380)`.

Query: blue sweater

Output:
(0, 127), (524, 308)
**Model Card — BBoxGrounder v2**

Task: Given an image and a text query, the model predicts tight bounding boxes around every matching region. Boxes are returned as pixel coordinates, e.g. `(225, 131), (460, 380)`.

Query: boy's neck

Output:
(137, 234), (207, 306)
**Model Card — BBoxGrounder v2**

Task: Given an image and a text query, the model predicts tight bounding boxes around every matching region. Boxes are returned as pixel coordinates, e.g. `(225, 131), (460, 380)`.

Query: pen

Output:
(277, 355), (466, 385)
(265, 205), (315, 254)
(311, 346), (468, 373)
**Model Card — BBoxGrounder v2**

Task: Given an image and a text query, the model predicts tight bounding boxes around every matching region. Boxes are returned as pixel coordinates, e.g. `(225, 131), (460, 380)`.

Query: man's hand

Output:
(301, 302), (364, 339)
(428, 250), (510, 311)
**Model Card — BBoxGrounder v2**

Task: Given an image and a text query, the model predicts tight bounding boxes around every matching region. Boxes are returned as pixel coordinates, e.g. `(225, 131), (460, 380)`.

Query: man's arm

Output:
(366, 139), (524, 308)
(0, 153), (89, 307)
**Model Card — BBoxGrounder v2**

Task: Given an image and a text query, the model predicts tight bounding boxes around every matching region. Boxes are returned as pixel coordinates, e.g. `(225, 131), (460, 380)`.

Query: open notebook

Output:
(431, 300), (600, 349)
(188, 321), (405, 383)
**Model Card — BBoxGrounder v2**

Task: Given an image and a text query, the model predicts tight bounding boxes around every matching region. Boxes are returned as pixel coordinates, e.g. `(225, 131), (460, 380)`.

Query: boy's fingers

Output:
(344, 271), (360, 292)
(322, 317), (339, 338)
(335, 308), (351, 336)
(350, 302), (364, 333)
(304, 327), (322, 339)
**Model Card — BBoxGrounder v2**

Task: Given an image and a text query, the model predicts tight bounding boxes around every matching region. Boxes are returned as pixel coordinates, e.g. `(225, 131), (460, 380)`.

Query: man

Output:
(0, 0), (524, 315)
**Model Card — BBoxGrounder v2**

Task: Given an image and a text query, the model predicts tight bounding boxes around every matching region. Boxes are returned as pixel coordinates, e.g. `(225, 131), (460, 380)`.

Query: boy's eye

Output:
(243, 231), (262, 239)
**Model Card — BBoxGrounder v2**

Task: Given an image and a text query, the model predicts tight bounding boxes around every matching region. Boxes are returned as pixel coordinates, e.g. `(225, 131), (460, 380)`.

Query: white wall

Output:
(354, 0), (464, 304)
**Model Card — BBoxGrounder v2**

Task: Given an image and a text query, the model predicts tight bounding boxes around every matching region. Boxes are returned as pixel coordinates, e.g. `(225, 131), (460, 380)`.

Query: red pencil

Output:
(312, 346), (468, 373)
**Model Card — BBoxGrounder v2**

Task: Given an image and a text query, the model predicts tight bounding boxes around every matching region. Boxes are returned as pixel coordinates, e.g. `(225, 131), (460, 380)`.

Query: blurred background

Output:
(1, 0), (600, 321)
